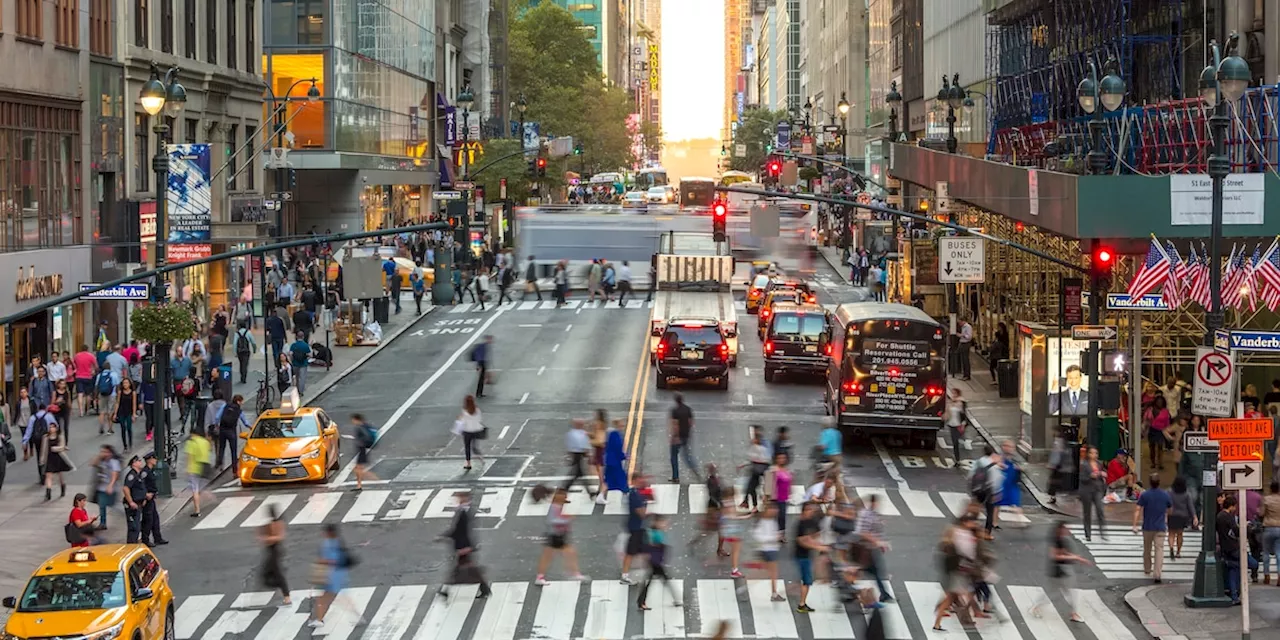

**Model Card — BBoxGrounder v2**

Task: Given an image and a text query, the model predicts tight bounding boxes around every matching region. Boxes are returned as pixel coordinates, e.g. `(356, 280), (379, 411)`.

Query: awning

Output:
(436, 144), (455, 186)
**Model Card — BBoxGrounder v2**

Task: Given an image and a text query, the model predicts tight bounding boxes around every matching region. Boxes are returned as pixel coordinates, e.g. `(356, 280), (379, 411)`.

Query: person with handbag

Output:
(439, 490), (493, 599)
(945, 388), (968, 462)
(522, 255), (543, 302)
(258, 503), (291, 606)
(184, 426), (214, 517)
(456, 395), (486, 471)
(66, 493), (100, 548)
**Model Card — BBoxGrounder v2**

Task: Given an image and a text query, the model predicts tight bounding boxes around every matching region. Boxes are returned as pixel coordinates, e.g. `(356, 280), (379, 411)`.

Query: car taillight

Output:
(657, 342), (666, 357)
(824, 344), (832, 356)
(764, 340), (774, 354)
(762, 309), (770, 318)
(720, 343), (730, 359)
(842, 381), (861, 393)
(807, 295), (817, 304)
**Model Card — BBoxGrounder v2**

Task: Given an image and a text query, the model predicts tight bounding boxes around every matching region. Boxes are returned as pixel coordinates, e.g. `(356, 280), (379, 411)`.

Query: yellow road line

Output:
(627, 353), (651, 477)
(622, 323), (650, 455)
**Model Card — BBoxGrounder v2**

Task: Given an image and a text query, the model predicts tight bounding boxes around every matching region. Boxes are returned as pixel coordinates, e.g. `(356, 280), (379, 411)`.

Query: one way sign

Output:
(938, 237), (986, 283)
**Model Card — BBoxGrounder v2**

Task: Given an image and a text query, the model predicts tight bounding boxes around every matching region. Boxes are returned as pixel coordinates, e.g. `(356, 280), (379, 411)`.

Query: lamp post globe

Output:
(140, 75), (168, 116)
(1217, 54), (1251, 102)
(1076, 76), (1098, 113)
(457, 86), (475, 112)
(837, 92), (850, 116)
(947, 82), (966, 112)
(306, 79), (321, 101)
(1099, 73), (1126, 112)
(164, 81), (187, 117)
(517, 93), (528, 115)
(1199, 65), (1219, 107)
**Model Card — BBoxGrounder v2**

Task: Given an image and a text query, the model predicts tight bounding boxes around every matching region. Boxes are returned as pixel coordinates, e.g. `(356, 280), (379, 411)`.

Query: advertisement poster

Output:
(1019, 334), (1034, 414)
(1047, 337), (1091, 416)
(165, 143), (212, 262)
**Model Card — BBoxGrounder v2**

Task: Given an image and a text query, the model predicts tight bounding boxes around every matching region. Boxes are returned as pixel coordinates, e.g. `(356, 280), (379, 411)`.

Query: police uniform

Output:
(140, 457), (168, 546)
(122, 462), (146, 544)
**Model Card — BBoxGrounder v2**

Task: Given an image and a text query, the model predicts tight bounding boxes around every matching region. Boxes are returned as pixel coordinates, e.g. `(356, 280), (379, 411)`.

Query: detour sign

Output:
(1208, 417), (1274, 441)
(1219, 440), (1265, 462)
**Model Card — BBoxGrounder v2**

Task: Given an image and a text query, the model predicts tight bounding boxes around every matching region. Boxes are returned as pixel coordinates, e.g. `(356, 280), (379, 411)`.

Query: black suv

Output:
(655, 319), (730, 390)
(763, 303), (832, 382)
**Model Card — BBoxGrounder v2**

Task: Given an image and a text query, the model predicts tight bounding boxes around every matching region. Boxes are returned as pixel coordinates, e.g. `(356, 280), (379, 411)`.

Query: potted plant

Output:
(130, 302), (197, 344)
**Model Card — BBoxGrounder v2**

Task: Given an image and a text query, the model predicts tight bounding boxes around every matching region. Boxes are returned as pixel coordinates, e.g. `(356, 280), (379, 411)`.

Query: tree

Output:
(469, 137), (564, 203)
(728, 107), (788, 172)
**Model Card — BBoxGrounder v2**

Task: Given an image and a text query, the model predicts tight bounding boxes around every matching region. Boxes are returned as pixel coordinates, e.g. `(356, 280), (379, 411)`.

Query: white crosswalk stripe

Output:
(172, 579), (1131, 640)
(436, 301), (841, 315)
(1065, 524), (1200, 581)
(186, 484), (994, 530)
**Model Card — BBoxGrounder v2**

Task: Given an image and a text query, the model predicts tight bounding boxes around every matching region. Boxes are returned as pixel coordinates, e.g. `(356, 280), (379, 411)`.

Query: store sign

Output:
(15, 266), (64, 302)
(648, 45), (659, 91)
(140, 202), (156, 244)
(166, 244), (212, 263)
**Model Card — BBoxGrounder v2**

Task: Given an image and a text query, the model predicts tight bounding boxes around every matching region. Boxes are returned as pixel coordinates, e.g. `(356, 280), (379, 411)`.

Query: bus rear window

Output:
(771, 313), (826, 338)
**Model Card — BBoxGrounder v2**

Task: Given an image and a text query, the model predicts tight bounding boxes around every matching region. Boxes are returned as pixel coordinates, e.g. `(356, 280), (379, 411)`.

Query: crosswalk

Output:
(438, 300), (841, 314)
(187, 484), (1032, 531)
(172, 578), (1137, 640)
(1064, 524), (1200, 581)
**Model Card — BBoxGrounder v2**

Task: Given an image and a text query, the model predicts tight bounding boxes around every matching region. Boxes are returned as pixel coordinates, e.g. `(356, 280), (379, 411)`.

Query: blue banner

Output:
(79, 283), (151, 300)
(522, 122), (541, 151)
(1228, 330), (1280, 353)
(165, 143), (211, 244)
(1105, 293), (1170, 311)
(776, 122), (791, 150)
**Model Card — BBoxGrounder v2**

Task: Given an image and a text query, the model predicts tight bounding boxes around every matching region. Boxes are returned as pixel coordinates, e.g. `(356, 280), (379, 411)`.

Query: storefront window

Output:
(267, 52), (327, 149)
(360, 184), (418, 231)
(173, 263), (209, 324)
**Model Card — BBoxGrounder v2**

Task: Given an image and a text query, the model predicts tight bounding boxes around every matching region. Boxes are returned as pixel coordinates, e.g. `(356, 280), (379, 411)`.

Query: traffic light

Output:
(712, 199), (728, 242)
(536, 156), (547, 178)
(1014, 221), (1025, 233)
(527, 156), (538, 177)
(574, 143), (583, 155)
(1091, 243), (1115, 282)
(766, 159), (782, 177)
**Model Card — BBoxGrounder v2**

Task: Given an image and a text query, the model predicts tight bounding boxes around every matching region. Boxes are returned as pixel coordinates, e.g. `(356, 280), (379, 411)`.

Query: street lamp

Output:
(938, 74), (966, 154)
(886, 81), (903, 154)
(457, 84), (476, 180)
(516, 92), (528, 143)
(1075, 55), (1125, 456)
(1186, 32), (1249, 610)
(139, 64), (186, 496)
(803, 96), (814, 134)
(837, 92), (850, 117)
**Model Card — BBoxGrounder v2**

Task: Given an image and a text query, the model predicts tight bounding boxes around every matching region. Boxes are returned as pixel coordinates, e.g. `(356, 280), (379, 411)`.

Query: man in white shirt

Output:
(47, 353), (67, 382)
(956, 317), (974, 380)
(616, 261), (633, 307)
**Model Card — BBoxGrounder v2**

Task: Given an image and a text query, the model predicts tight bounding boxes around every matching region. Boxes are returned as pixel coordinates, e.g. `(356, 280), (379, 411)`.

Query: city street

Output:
(143, 256), (1152, 640)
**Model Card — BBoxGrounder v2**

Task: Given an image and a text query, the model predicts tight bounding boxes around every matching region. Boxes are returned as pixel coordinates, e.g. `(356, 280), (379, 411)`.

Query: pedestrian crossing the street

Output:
(187, 484), (1031, 531)
(1065, 524), (1200, 581)
(438, 300), (841, 314)
(171, 578), (1137, 640)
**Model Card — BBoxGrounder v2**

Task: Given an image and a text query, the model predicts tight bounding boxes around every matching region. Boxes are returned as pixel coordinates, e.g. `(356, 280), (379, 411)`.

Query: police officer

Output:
(122, 456), (146, 544)
(140, 452), (169, 546)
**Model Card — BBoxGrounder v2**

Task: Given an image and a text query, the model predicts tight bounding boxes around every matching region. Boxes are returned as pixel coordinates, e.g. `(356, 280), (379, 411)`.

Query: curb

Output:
(1123, 584), (1186, 639)
(818, 247), (851, 282)
(965, 410), (1069, 516)
(159, 306), (437, 524)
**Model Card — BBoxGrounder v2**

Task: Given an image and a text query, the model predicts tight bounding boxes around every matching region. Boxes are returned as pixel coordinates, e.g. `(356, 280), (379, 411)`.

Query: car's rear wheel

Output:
(717, 375), (729, 391)
(764, 367), (775, 382)
(164, 606), (175, 640)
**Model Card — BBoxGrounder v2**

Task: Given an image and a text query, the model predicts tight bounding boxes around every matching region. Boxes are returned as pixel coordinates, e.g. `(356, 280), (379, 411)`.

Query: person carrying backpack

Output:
(351, 414), (380, 491)
(215, 395), (250, 469)
(233, 322), (256, 384)
(969, 445), (1004, 540)
(309, 524), (361, 629)
(23, 406), (55, 482)
(410, 267), (427, 314)
(95, 369), (116, 435)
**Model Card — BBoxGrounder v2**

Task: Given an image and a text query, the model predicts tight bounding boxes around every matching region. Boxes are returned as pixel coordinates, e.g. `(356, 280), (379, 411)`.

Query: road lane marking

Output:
(519, 392), (529, 404)
(565, 324), (573, 332)
(518, 323), (542, 327)
(622, 327), (649, 457)
(504, 418), (530, 452)
(192, 496), (253, 530)
(744, 367), (750, 376)
(873, 437), (911, 491)
(329, 308), (506, 487)
(747, 394), (754, 406)
(627, 348), (652, 476)
(552, 343), (560, 352)
(498, 425), (510, 439)
(538, 365), (546, 375)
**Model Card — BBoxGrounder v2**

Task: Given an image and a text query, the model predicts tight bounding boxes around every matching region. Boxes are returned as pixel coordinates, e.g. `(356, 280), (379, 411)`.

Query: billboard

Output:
(165, 143), (212, 263)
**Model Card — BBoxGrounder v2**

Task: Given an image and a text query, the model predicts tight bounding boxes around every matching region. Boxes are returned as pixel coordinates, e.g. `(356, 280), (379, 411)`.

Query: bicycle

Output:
(255, 372), (277, 415)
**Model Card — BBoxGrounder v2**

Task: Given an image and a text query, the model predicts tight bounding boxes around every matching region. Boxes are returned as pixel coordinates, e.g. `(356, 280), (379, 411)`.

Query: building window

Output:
(56, 0), (80, 47)
(0, 102), (85, 250)
(90, 0), (112, 55)
(185, 118), (199, 144)
(18, 0), (43, 40)
(184, 0), (197, 58)
(135, 114), (150, 193)
(226, 124), (238, 191)
(246, 0), (255, 73)
(206, 0), (217, 64)
(245, 124), (256, 189)
(227, 0), (238, 70)
(161, 0), (174, 53)
(135, 0), (149, 47)
(566, 3), (597, 10)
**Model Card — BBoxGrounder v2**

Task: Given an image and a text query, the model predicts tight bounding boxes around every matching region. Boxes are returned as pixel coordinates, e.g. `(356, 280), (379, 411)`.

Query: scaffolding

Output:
(985, 0), (1187, 155)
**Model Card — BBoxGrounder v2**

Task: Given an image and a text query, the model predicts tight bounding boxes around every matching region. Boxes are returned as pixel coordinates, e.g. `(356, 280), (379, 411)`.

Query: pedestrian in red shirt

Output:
(68, 493), (98, 548)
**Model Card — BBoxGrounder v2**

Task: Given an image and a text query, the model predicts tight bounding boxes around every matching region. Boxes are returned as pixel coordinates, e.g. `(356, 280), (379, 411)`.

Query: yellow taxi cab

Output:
(757, 288), (801, 338)
(745, 273), (771, 314)
(1, 545), (174, 640)
(238, 402), (342, 485)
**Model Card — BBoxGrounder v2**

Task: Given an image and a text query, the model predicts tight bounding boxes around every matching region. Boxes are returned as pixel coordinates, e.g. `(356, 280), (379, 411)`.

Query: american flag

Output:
(1193, 241), (1214, 308)
(1257, 239), (1280, 311)
(1164, 241), (1185, 308)
(1244, 244), (1263, 312)
(1223, 246), (1247, 309)
(1127, 237), (1171, 299)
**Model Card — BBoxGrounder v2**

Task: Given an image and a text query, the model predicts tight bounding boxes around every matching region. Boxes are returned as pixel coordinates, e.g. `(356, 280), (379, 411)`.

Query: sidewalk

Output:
(0, 302), (431, 622)
(1126, 582), (1280, 639)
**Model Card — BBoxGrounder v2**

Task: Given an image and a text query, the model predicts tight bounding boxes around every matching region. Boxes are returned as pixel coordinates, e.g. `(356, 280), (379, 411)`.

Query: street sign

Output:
(1226, 330), (1280, 353)
(1219, 440), (1265, 462)
(1214, 328), (1232, 353)
(734, 143), (746, 158)
(454, 181), (475, 190)
(432, 191), (462, 200)
(1106, 293), (1170, 311)
(78, 283), (150, 300)
(1207, 417), (1274, 441)
(937, 236), (985, 283)
(1222, 461), (1262, 490)
(935, 181), (951, 213)
(1071, 324), (1118, 341)
(1192, 346), (1235, 417)
(1182, 431), (1220, 453)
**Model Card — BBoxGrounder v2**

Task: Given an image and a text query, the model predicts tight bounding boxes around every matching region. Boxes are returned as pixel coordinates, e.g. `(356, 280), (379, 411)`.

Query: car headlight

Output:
(83, 623), (124, 640)
(240, 453), (261, 463)
(301, 448), (322, 460)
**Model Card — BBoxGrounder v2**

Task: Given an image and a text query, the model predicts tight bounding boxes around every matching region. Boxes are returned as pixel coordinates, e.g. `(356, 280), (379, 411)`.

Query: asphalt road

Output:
(143, 254), (1151, 640)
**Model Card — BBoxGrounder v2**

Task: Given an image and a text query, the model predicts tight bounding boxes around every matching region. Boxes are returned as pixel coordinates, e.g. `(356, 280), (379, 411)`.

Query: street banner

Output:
(165, 143), (212, 263)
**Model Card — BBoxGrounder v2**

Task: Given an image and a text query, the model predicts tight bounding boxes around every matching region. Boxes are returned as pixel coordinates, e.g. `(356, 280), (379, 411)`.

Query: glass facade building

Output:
(538, 1), (605, 69)
(265, 0), (436, 157)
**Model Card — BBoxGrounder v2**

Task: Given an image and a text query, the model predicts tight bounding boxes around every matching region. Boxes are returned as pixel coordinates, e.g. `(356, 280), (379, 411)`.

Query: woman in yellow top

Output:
(590, 409), (608, 505)
(185, 426), (213, 517)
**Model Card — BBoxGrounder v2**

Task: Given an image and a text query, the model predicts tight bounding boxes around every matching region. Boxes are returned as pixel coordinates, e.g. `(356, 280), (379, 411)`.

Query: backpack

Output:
(96, 370), (114, 396)
(29, 411), (49, 442)
(235, 330), (252, 355)
(969, 460), (991, 501)
(357, 424), (378, 449)
(218, 403), (242, 432)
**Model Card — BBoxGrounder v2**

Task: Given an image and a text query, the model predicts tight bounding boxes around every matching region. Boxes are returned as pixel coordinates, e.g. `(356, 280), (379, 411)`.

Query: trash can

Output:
(372, 297), (390, 323)
(996, 359), (1018, 398)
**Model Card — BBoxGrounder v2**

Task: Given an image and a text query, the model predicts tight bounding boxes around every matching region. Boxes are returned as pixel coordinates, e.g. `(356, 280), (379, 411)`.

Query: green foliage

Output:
(799, 166), (821, 181)
(728, 107), (788, 172)
(130, 303), (196, 344)
(508, 1), (637, 176)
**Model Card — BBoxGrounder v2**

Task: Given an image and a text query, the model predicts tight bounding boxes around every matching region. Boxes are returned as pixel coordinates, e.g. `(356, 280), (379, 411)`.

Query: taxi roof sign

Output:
(69, 551), (95, 563)
(278, 386), (301, 414)
(1207, 417), (1274, 441)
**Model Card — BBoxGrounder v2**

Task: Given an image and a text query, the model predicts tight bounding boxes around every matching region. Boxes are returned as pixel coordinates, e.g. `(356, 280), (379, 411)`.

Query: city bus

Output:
(678, 177), (717, 210)
(635, 167), (669, 191)
(824, 302), (947, 448)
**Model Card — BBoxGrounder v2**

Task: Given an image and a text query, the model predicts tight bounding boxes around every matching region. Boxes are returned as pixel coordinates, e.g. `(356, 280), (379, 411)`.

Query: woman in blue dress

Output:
(603, 418), (629, 498)
(995, 441), (1025, 529)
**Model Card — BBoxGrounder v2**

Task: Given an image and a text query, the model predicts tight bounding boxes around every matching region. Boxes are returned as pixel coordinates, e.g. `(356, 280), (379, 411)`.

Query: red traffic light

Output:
(1095, 248), (1114, 265)
(536, 157), (547, 169)
(767, 161), (782, 175)
(713, 201), (727, 217)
